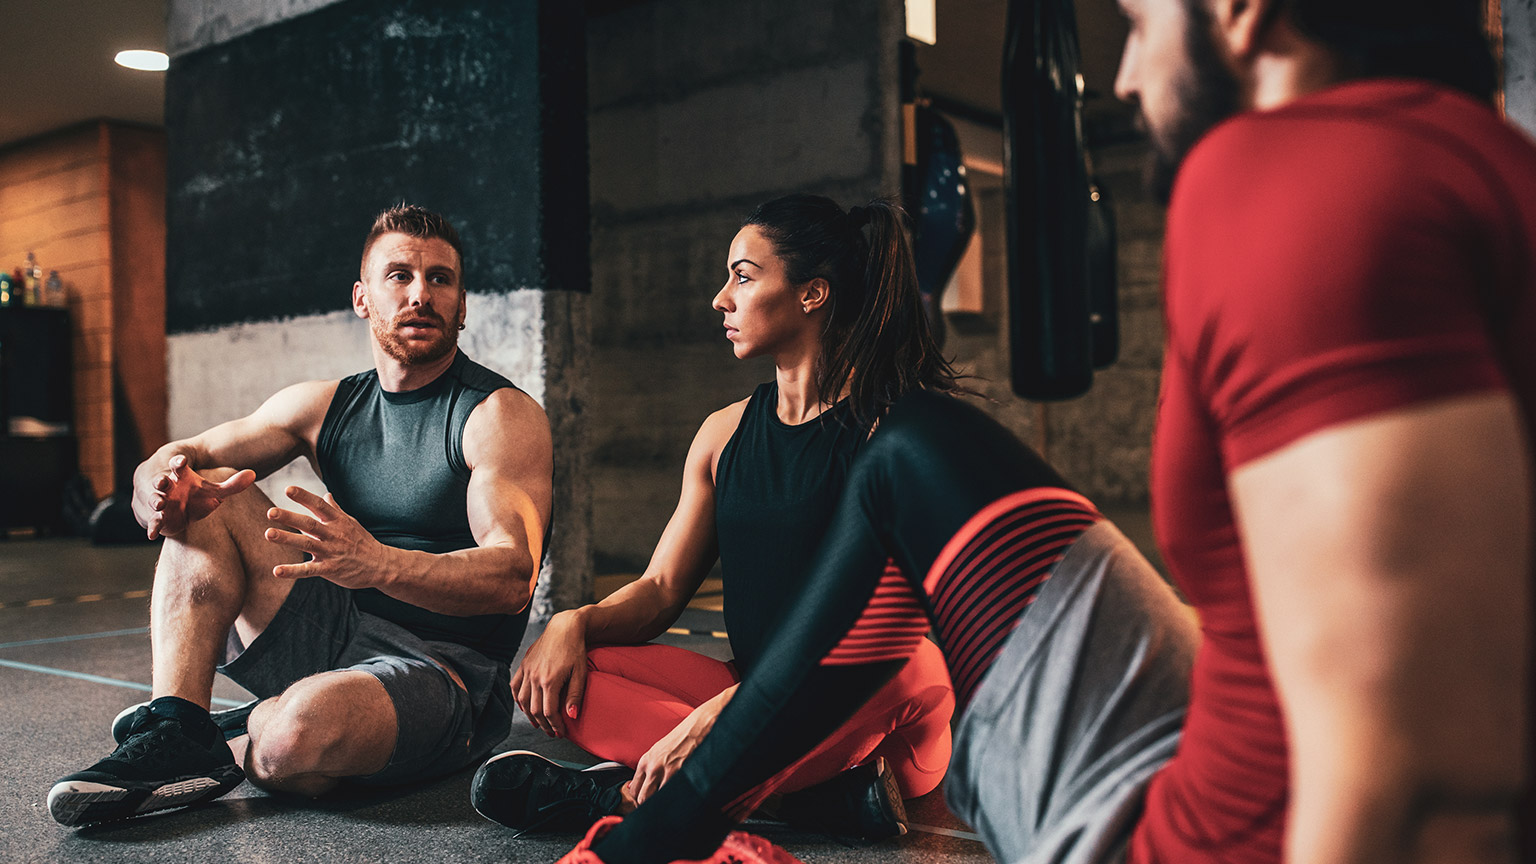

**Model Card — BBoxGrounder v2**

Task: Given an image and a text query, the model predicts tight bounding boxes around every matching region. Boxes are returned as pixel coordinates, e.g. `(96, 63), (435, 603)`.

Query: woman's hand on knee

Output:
(627, 685), (735, 804)
(511, 609), (589, 737)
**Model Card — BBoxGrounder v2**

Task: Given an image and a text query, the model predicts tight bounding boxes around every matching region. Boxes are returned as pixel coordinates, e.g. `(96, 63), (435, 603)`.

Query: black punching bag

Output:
(1003, 0), (1108, 399)
(1087, 177), (1119, 369)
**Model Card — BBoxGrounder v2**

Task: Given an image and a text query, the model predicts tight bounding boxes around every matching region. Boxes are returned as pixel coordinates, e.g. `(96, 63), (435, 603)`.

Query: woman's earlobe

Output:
(802, 278), (831, 313)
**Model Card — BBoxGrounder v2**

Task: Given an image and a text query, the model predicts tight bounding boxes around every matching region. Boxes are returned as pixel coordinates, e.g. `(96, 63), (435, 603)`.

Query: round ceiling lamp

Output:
(114, 50), (169, 72)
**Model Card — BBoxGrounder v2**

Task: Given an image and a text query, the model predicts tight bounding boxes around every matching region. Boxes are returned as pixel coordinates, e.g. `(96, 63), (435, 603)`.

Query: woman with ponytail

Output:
(475, 194), (964, 839)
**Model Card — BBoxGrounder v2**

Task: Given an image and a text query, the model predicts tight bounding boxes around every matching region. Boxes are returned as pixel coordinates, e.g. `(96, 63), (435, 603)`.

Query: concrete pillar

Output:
(1506, 0), (1536, 138)
(586, 0), (905, 571)
(164, 0), (592, 619)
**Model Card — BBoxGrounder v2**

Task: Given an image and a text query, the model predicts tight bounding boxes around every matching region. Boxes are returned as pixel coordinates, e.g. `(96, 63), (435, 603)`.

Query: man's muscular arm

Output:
(133, 380), (337, 539)
(1232, 392), (1530, 864)
(266, 386), (553, 617)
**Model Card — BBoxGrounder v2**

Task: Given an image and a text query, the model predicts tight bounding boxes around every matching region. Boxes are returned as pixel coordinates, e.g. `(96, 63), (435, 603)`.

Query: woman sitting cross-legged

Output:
(472, 194), (964, 840)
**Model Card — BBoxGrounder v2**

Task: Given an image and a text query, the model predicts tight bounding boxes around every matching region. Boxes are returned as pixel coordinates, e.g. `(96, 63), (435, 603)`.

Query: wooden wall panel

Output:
(0, 121), (168, 506)
(0, 125), (113, 501)
(0, 161), (102, 219)
(0, 230), (112, 275)
(0, 194), (107, 248)
(106, 124), (168, 479)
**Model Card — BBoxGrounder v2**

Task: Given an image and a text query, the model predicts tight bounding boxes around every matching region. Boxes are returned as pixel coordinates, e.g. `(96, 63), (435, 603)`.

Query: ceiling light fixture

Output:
(906, 0), (936, 45)
(114, 50), (169, 72)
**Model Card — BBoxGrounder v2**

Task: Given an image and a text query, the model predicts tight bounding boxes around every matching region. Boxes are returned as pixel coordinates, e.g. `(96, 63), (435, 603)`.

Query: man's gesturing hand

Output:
(135, 454), (256, 540)
(265, 486), (387, 588)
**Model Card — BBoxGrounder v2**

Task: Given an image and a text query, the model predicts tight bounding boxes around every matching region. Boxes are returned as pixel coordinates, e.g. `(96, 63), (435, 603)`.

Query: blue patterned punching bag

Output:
(911, 105), (977, 351)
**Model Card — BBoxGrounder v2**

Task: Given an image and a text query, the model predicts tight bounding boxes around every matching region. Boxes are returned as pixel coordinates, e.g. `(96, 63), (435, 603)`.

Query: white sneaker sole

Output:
(47, 776), (227, 826)
(480, 749), (624, 773)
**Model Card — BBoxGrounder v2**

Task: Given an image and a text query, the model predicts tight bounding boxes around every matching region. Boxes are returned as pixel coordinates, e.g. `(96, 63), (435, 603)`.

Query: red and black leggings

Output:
(594, 391), (1100, 864)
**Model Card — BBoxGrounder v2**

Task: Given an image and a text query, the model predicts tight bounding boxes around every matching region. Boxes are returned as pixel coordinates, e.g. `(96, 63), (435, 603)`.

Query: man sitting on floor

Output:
(47, 204), (553, 826)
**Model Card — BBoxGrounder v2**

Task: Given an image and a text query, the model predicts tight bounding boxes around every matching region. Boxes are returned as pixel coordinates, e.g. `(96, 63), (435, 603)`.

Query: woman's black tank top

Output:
(714, 382), (867, 674)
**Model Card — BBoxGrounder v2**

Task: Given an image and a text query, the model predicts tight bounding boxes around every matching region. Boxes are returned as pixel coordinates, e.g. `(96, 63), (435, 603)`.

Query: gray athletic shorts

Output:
(218, 576), (516, 786)
(945, 520), (1198, 864)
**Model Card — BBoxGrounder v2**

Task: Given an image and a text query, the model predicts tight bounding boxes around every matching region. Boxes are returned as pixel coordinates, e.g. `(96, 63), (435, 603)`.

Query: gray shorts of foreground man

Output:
(220, 576), (516, 785)
(946, 521), (1198, 864)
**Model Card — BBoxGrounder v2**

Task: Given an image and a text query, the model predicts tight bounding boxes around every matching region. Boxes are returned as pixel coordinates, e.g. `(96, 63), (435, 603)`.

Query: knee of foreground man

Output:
(245, 698), (351, 792)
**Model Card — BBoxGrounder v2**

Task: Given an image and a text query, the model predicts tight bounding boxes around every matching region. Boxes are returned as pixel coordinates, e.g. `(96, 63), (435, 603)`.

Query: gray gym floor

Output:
(0, 538), (995, 864)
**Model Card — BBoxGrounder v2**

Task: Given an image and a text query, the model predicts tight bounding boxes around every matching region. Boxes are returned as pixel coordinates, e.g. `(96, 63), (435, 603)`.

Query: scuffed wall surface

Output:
(167, 0), (348, 56)
(587, 0), (903, 572)
(1506, 0), (1536, 137)
(166, 310), (369, 499)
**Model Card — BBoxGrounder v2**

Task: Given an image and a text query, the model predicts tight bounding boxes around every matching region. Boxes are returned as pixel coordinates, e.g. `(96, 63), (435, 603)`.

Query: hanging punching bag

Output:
(1087, 177), (1119, 369)
(1003, 0), (1099, 399)
(911, 104), (977, 351)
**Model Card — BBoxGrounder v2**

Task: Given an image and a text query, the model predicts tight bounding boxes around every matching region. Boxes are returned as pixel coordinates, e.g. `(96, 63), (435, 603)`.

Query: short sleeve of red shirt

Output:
(1163, 97), (1510, 468)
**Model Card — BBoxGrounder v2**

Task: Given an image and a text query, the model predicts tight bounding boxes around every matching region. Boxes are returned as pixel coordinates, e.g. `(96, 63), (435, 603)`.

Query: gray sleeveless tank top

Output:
(315, 351), (530, 662)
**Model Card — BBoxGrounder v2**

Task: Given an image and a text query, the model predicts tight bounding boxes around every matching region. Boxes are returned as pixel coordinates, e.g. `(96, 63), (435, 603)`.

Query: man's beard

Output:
(1146, 2), (1242, 205)
(371, 305), (461, 366)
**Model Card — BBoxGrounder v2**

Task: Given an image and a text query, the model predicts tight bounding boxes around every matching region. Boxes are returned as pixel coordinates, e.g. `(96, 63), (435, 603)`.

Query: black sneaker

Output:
(111, 699), (259, 744)
(49, 699), (245, 826)
(775, 757), (908, 841)
(470, 750), (632, 835)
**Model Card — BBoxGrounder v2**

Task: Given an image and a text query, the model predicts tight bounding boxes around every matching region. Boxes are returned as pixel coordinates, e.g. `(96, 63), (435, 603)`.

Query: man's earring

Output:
(458, 323), (466, 331)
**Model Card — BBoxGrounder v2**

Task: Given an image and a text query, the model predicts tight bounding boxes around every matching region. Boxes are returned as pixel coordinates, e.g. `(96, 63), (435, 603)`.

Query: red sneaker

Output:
(556, 815), (805, 864)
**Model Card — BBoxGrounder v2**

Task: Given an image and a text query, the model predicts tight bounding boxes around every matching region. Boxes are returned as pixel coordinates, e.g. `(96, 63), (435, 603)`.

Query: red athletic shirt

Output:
(1136, 79), (1536, 863)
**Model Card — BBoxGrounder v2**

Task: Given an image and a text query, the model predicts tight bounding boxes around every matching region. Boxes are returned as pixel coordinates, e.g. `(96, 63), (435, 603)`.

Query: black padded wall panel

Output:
(166, 0), (589, 334)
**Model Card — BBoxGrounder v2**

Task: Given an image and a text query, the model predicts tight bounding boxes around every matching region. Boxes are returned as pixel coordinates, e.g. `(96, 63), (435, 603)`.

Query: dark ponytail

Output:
(743, 193), (967, 428)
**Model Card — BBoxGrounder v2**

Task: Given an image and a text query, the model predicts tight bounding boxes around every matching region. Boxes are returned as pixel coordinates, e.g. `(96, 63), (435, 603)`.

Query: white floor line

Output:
(0, 658), (246, 707)
(0, 627), (150, 650)
(907, 822), (983, 841)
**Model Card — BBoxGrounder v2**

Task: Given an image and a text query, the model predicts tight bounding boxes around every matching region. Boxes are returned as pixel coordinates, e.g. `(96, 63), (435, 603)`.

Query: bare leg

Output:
(149, 471), (302, 708)
(243, 670), (398, 797)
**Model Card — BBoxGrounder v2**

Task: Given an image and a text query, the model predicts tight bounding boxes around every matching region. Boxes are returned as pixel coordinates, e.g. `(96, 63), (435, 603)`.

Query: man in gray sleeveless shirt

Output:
(47, 205), (554, 827)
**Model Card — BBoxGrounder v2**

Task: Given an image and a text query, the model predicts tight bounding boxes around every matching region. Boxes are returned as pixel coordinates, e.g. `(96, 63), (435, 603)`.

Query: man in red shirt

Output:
(1118, 0), (1532, 862)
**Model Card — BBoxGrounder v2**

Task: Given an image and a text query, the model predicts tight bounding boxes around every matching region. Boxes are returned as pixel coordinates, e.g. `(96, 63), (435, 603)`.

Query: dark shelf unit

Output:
(0, 306), (77, 536)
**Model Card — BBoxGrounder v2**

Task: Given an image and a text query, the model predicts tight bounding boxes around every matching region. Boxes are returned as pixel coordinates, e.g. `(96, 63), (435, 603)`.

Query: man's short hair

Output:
(360, 204), (464, 277)
(1265, 0), (1497, 101)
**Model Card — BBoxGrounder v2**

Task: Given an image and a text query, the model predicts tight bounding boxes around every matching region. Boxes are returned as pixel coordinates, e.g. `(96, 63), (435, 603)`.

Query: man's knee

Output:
(246, 674), (394, 791)
(247, 702), (344, 786)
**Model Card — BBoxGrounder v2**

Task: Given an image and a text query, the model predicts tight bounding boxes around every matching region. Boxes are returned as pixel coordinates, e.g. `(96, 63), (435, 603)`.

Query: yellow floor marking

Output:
(0, 589), (153, 610)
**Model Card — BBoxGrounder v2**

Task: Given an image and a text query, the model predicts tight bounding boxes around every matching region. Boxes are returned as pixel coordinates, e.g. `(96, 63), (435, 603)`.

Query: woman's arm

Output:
(513, 403), (742, 737)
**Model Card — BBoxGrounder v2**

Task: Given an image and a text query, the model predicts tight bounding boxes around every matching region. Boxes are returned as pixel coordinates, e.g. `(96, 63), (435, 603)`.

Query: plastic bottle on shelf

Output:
(23, 252), (42, 306)
(45, 270), (65, 307)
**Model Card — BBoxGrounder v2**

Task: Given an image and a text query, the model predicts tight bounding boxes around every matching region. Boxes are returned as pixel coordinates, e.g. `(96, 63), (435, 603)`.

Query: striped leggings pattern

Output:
(925, 488), (1101, 706)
